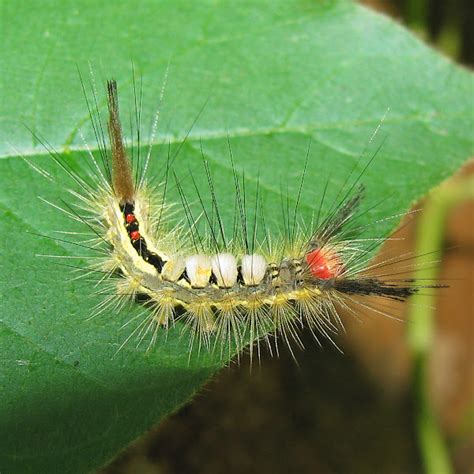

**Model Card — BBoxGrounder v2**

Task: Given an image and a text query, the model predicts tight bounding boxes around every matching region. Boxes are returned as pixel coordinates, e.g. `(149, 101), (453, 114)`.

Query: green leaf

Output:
(0, 1), (472, 472)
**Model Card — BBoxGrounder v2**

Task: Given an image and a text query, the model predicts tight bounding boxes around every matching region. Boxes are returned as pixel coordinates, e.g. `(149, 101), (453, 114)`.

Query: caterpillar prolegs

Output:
(39, 78), (439, 360)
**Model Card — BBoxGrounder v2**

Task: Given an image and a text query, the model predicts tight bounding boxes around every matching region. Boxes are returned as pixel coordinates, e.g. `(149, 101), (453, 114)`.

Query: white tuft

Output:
(185, 255), (212, 288)
(162, 257), (186, 282)
(211, 253), (238, 288)
(241, 254), (267, 286)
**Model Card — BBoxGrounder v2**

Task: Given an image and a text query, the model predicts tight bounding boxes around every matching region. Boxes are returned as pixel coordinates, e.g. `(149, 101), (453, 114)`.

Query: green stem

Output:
(407, 176), (474, 474)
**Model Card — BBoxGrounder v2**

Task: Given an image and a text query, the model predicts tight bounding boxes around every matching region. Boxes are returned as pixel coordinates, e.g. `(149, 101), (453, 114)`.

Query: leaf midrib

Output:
(1, 109), (463, 160)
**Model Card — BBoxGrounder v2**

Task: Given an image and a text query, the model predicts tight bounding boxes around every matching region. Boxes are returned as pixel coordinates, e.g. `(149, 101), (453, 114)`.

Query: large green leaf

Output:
(0, 0), (472, 472)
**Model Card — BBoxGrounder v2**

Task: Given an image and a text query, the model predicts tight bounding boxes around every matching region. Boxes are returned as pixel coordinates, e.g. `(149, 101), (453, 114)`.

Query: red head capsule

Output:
(130, 230), (141, 241)
(306, 248), (343, 280)
(126, 213), (136, 224)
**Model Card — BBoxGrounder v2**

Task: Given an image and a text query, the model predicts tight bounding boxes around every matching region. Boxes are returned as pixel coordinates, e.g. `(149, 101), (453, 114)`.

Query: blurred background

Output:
(363, 0), (473, 67)
(103, 1), (473, 473)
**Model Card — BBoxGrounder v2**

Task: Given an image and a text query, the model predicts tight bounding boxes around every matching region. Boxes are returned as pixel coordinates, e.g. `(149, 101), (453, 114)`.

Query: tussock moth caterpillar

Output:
(32, 76), (443, 362)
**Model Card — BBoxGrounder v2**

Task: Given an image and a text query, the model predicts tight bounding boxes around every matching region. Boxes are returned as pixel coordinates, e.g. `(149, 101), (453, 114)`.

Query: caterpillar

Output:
(34, 77), (441, 361)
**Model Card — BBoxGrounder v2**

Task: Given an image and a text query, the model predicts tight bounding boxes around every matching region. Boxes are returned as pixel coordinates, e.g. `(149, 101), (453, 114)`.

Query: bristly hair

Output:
(107, 80), (135, 205)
